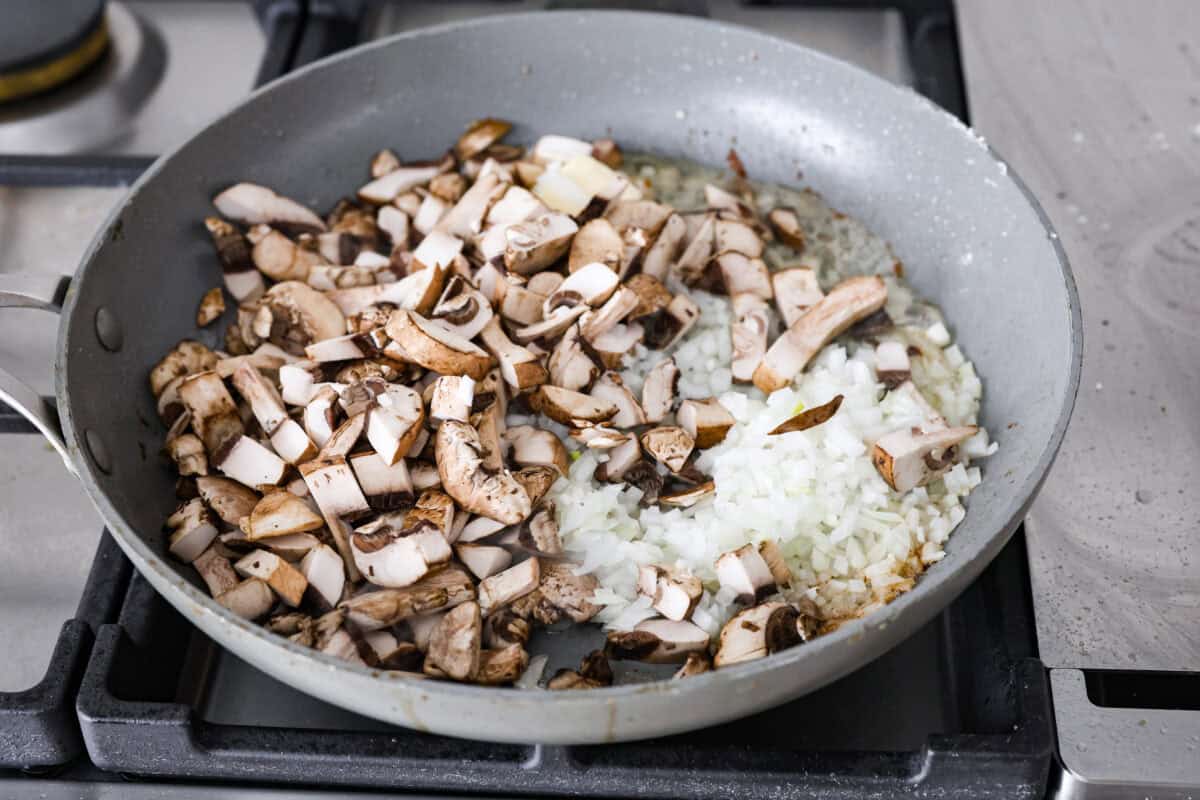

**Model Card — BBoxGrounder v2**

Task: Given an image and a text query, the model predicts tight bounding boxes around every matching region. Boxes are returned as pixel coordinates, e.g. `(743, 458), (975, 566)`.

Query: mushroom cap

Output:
(435, 421), (532, 525)
(264, 281), (347, 348)
(386, 309), (492, 381)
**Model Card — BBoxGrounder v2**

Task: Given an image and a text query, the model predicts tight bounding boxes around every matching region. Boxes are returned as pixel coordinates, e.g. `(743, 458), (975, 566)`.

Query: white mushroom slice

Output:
(519, 504), (563, 556)
(640, 213), (688, 282)
(498, 283), (545, 326)
(205, 217), (266, 305)
(713, 602), (803, 668)
(458, 515), (508, 543)
(246, 491), (324, 540)
(234, 550), (307, 607)
(717, 253), (773, 299)
(504, 212), (579, 274)
(357, 164), (442, 204)
(214, 345), (295, 382)
(407, 611), (445, 652)
(166, 433), (208, 477)
(510, 305), (587, 344)
(216, 578), (275, 620)
(474, 261), (508, 307)
(300, 544), (346, 609)
(511, 466), (558, 508)
(548, 323), (600, 391)
(262, 281), (348, 354)
(677, 397), (735, 449)
(340, 567), (475, 630)
(249, 227), (324, 282)
(386, 309), (492, 380)
(659, 481), (715, 508)
(485, 185), (548, 226)
(278, 361), (322, 406)
(755, 275), (888, 393)
(435, 421), (532, 525)
(704, 183), (756, 218)
(590, 372), (646, 428)
(643, 293), (701, 350)
(768, 207), (807, 250)
(301, 333), (370, 363)
(715, 544), (777, 604)
(474, 399), (505, 473)
(349, 450), (414, 511)
(215, 436), (287, 488)
(213, 183), (325, 231)
(426, 600), (482, 680)
(641, 358), (680, 424)
(593, 436), (641, 482)
(231, 362), (288, 435)
(261, 532), (320, 563)
(673, 214), (715, 286)
(758, 540), (792, 589)
(589, 323), (644, 369)
(874, 340), (912, 388)
(409, 461), (441, 491)
(477, 317), (547, 391)
(478, 557), (541, 615)
(166, 498), (219, 563)
(150, 340), (219, 398)
(526, 271), (564, 296)
(326, 263), (445, 316)
(640, 426), (694, 473)
(430, 285), (493, 341)
(871, 425), (978, 494)
(639, 568), (703, 621)
(632, 619), (710, 662)
(436, 172), (507, 240)
(367, 385), (426, 465)
(377, 205), (410, 250)
(502, 425), (570, 476)
(579, 285), (638, 341)
(196, 476), (259, 527)
(771, 267), (824, 328)
(714, 219), (765, 259)
(531, 134), (593, 165)
(530, 385), (617, 426)
(604, 201), (673, 237)
(430, 375), (475, 425)
(178, 371), (243, 454)
(570, 425), (629, 449)
(303, 385), (339, 447)
(411, 228), (463, 270)
(474, 223), (509, 263)
(455, 543), (513, 581)
(351, 517), (451, 589)
(194, 546), (240, 597)
(299, 456), (370, 580)
(545, 262), (618, 317)
(568, 218), (623, 273)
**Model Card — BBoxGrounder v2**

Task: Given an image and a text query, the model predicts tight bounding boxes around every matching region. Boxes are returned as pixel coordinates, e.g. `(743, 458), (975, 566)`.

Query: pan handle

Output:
(0, 273), (75, 473)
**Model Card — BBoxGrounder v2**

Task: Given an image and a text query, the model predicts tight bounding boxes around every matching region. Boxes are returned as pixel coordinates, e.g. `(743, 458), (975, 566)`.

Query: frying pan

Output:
(0, 11), (1081, 743)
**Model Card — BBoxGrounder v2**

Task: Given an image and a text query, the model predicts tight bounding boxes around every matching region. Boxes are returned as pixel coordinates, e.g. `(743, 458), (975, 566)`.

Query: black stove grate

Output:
(73, 535), (1051, 798)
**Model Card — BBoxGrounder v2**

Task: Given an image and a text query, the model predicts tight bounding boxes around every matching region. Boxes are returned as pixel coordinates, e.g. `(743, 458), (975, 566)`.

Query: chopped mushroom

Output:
(729, 293), (770, 383)
(874, 340), (912, 388)
(530, 385), (617, 427)
(673, 652), (712, 679)
(477, 317), (547, 391)
(386, 309), (492, 381)
(642, 293), (700, 350)
(758, 540), (792, 589)
(537, 562), (601, 623)
(245, 491), (324, 540)
(166, 433), (208, 477)
(713, 601), (802, 668)
(194, 546), (240, 597)
(638, 566), (703, 621)
(340, 567), (475, 630)
(871, 425), (978, 493)
(435, 421), (532, 525)
(234, 549), (308, 607)
(641, 358), (680, 424)
(504, 212), (579, 275)
(677, 398), (735, 449)
(641, 213), (688, 282)
(430, 375), (475, 425)
(455, 543), (513, 581)
(213, 436), (287, 488)
(593, 437), (641, 483)
(426, 600), (482, 680)
(205, 217), (265, 304)
(715, 544), (777, 604)
(511, 466), (558, 507)
(589, 372), (646, 428)
(299, 456), (370, 581)
(568, 218), (623, 273)
(196, 476), (259, 527)
(478, 557), (540, 615)
(474, 643), (530, 686)
(216, 578), (276, 620)
(502, 425), (570, 476)
(545, 261), (619, 313)
(548, 323), (601, 391)
(166, 498), (219, 562)
(196, 288), (226, 326)
(640, 426), (694, 473)
(519, 503), (563, 556)
(178, 371), (243, 454)
(213, 182), (326, 232)
(753, 276), (887, 393)
(768, 394), (844, 436)
(658, 480), (715, 508)
(771, 267), (823, 328)
(767, 207), (807, 251)
(351, 516), (451, 589)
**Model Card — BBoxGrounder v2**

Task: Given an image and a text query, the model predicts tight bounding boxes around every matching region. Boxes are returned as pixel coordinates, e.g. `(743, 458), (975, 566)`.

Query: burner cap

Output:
(0, 0), (109, 104)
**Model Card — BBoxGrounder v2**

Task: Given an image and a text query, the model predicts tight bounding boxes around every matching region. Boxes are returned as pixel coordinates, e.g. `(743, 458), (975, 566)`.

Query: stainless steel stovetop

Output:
(0, 2), (1196, 798)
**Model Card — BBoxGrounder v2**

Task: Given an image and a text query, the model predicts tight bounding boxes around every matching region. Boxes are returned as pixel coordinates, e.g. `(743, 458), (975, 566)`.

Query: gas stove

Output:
(0, 3), (1194, 799)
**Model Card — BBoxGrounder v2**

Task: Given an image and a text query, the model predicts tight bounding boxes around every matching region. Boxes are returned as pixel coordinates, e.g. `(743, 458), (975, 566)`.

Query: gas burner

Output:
(0, 0), (110, 104)
(0, 2), (165, 154)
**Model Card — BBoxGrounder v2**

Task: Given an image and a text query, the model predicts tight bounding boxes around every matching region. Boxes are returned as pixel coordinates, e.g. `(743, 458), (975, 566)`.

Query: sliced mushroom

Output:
(673, 651), (712, 679)
(478, 557), (540, 615)
(455, 543), (513, 581)
(485, 185), (548, 226)
(454, 118), (512, 161)
(624, 273), (672, 322)
(473, 398), (506, 473)
(511, 465), (558, 507)
(194, 546), (240, 597)
(351, 516), (451, 589)
(303, 385), (339, 447)
(502, 425), (570, 476)
(517, 503), (562, 556)
(768, 207), (807, 251)
(673, 214), (715, 286)
(196, 288), (226, 327)
(530, 384), (617, 426)
(248, 226), (325, 282)
(714, 219), (764, 259)
(435, 420), (531, 525)
(260, 532), (320, 563)
(579, 285), (638, 342)
(406, 489), (457, 541)
(510, 304), (587, 345)
(205, 217), (265, 304)
(357, 164), (442, 204)
(570, 425), (629, 450)
(771, 266), (824, 329)
(716, 252), (772, 300)
(593, 437), (641, 483)
(429, 172), (468, 203)
(430, 285), (493, 341)
(151, 340), (219, 398)
(589, 372), (646, 428)
(327, 262), (445, 317)
(166, 498), (219, 563)
(567, 218), (623, 273)
(476, 317), (547, 391)
(457, 515), (508, 543)
(349, 450), (414, 511)
(425, 600), (482, 680)
(715, 544), (777, 604)
(641, 358), (680, 424)
(213, 435), (287, 489)
(531, 168), (592, 216)
(768, 394), (844, 436)
(230, 362), (288, 435)
(482, 608), (531, 649)
(386, 309), (492, 380)
(504, 212), (579, 275)
(531, 134), (593, 165)
(545, 261), (618, 316)
(641, 213), (688, 282)
(638, 566), (703, 621)
(757, 540), (792, 589)
(234, 549), (307, 607)
(874, 340), (911, 388)
(871, 425), (979, 493)
(547, 323), (601, 391)
(498, 282), (545, 327)
(676, 398), (735, 449)
(436, 172), (507, 240)
(729, 293), (770, 383)
(640, 426), (694, 473)
(166, 433), (208, 477)
(178, 371), (244, 454)
(753, 275), (887, 393)
(589, 323), (643, 369)
(713, 601), (798, 668)
(246, 491), (324, 540)
(340, 566), (475, 630)
(261, 280), (348, 355)
(430, 375), (475, 425)
(473, 643), (529, 686)
(216, 578), (276, 620)
(604, 200), (672, 238)
(536, 562), (601, 623)
(299, 456), (371, 581)
(889, 379), (948, 431)
(658, 480), (715, 508)
(704, 183), (755, 219)
(213, 182), (326, 232)
(318, 411), (366, 459)
(409, 461), (441, 491)
(196, 476), (259, 527)
(366, 384), (426, 464)
(630, 619), (710, 662)
(642, 293), (700, 350)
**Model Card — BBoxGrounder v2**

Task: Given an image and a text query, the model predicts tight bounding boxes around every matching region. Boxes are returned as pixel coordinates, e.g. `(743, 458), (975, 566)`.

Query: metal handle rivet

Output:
(95, 307), (124, 352)
(85, 429), (112, 474)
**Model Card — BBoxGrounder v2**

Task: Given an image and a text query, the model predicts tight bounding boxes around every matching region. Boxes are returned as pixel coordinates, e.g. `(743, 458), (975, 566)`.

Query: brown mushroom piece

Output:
(245, 491), (324, 540)
(478, 557), (541, 615)
(588, 322), (644, 369)
(537, 562), (601, 623)
(510, 304), (588, 345)
(194, 546), (240, 597)
(234, 550), (308, 607)
(753, 276), (887, 394)
(767, 207), (807, 251)
(502, 425), (570, 476)
(482, 608), (531, 649)
(351, 516), (452, 589)
(593, 437), (641, 483)
(357, 164), (443, 205)
(548, 323), (601, 392)
(638, 566), (703, 621)
(430, 375), (475, 425)
(196, 288), (226, 327)
(545, 261), (619, 315)
(640, 213), (688, 282)
(639, 426), (694, 473)
(658, 480), (716, 508)
(340, 567), (476, 630)
(485, 185), (548, 228)
(216, 578), (276, 620)
(177, 371), (244, 454)
(477, 317), (547, 391)
(425, 600), (482, 681)
(874, 340), (912, 388)
(150, 340), (219, 399)
(260, 280), (348, 356)
(435, 420), (532, 525)
(567, 218), (623, 273)
(768, 394), (844, 436)
(166, 433), (208, 477)
(529, 385), (617, 427)
(676, 398), (735, 450)
(771, 267), (824, 328)
(349, 451), (414, 511)
(589, 372), (646, 428)
(299, 456), (371, 581)
(327, 262), (445, 317)
(673, 651), (712, 679)
(367, 385), (426, 465)
(512, 466), (559, 507)
(455, 118), (513, 160)
(729, 293), (770, 383)
(436, 172), (507, 241)
(637, 358), (678, 425)
(713, 601), (800, 668)
(579, 285), (638, 342)
(504, 212), (579, 275)
(871, 425), (979, 493)
(386, 309), (492, 381)
(213, 182), (326, 232)
(757, 540), (793, 589)
(196, 476), (259, 527)
(166, 498), (219, 563)
(230, 362), (288, 435)
(302, 385), (339, 448)
(519, 503), (563, 556)
(474, 643), (530, 686)
(296, 543), (345, 609)
(715, 544), (777, 604)
(205, 217), (265, 304)
(429, 284), (493, 341)
(642, 293), (701, 350)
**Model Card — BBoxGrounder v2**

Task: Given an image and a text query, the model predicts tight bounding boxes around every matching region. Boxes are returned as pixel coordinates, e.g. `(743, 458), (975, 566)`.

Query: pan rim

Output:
(56, 9), (1082, 716)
